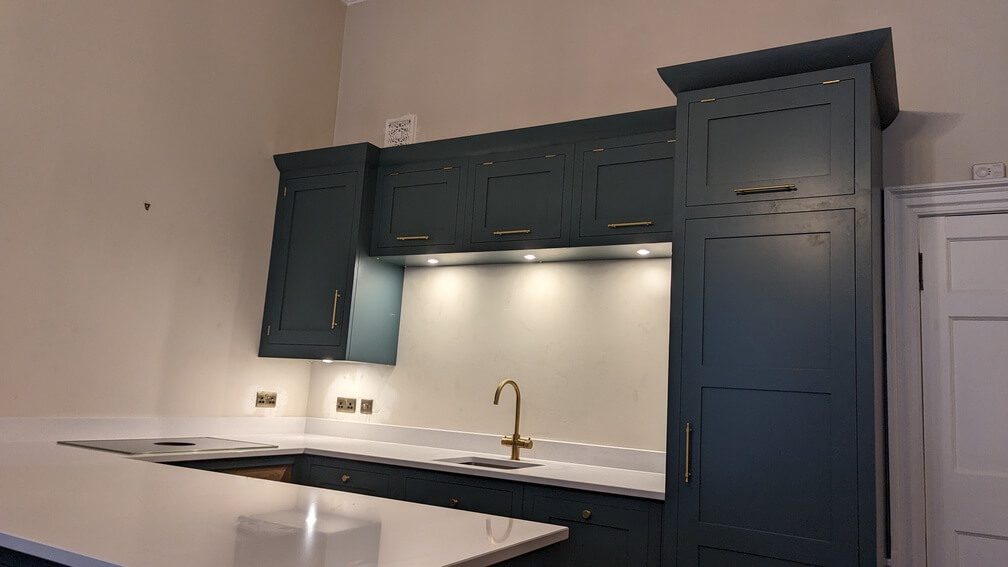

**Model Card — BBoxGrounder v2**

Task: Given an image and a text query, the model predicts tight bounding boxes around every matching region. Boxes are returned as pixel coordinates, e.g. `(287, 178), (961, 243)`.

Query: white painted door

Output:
(920, 213), (1008, 566)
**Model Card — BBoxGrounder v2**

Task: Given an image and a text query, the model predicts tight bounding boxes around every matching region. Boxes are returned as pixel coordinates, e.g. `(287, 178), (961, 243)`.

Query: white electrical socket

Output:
(973, 162), (1006, 180)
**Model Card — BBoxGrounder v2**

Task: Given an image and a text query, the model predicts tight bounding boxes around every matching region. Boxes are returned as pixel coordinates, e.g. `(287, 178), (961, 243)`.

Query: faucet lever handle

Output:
(501, 435), (533, 449)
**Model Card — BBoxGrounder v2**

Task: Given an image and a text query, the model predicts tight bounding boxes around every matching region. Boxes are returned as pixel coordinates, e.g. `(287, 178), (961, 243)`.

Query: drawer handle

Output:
(684, 421), (693, 484)
(340, 473), (351, 483)
(607, 221), (654, 229)
(581, 509), (592, 520)
(492, 229), (532, 236)
(330, 290), (340, 330)
(395, 235), (430, 241)
(449, 497), (460, 508)
(733, 184), (798, 196)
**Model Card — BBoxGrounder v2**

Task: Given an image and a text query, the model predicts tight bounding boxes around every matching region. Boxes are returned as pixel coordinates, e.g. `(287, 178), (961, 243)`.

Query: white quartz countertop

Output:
(0, 440), (566, 567)
(141, 433), (666, 500)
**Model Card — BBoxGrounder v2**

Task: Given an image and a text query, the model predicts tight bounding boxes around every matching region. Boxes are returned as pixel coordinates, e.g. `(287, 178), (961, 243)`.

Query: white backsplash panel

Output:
(308, 258), (671, 451)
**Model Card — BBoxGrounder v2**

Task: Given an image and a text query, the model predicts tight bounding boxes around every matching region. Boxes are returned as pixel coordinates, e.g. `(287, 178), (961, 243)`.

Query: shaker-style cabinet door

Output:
(676, 209), (858, 566)
(469, 146), (571, 248)
(684, 79), (854, 206)
(574, 132), (675, 244)
(261, 172), (359, 353)
(372, 161), (463, 253)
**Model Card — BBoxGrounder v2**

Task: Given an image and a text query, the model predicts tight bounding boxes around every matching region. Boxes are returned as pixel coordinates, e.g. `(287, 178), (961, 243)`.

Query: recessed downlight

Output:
(636, 248), (651, 256)
(426, 258), (440, 265)
(523, 254), (537, 261)
(321, 359), (335, 364)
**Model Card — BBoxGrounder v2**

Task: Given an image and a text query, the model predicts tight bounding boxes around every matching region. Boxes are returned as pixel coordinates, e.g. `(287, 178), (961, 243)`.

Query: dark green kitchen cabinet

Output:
(0, 547), (63, 567)
(573, 131), (676, 245)
(304, 457), (399, 498)
(676, 210), (858, 566)
(468, 145), (572, 249)
(371, 159), (465, 254)
(683, 78), (854, 207)
(401, 468), (523, 517)
(260, 144), (403, 363)
(515, 486), (662, 567)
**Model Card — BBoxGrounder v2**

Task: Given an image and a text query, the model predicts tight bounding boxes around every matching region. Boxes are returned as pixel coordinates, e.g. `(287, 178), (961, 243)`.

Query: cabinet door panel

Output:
(264, 172), (357, 349)
(577, 134), (675, 241)
(677, 210), (857, 566)
(374, 164), (462, 249)
(522, 489), (654, 566)
(471, 148), (569, 246)
(402, 476), (518, 516)
(685, 80), (854, 206)
(307, 462), (392, 497)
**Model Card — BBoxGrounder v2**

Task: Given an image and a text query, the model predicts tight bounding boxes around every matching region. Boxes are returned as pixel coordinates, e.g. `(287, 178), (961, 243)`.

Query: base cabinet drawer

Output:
(515, 487), (661, 567)
(402, 473), (521, 517)
(307, 460), (393, 497)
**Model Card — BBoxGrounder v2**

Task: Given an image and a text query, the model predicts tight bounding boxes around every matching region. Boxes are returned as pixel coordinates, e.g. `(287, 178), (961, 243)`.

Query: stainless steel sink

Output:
(436, 456), (543, 470)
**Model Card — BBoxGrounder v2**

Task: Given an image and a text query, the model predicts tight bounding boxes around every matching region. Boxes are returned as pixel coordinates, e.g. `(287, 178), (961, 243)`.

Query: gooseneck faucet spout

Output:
(494, 379), (533, 460)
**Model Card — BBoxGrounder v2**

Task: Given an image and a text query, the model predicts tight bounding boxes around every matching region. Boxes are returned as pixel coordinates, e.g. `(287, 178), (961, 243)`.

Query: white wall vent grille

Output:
(384, 114), (417, 147)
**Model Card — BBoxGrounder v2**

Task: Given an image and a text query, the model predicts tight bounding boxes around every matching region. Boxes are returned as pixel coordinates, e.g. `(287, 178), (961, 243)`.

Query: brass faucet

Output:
(493, 379), (533, 460)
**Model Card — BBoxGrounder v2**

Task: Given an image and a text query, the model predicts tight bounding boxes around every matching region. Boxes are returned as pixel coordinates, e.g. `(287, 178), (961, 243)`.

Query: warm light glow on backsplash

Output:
(308, 258), (672, 451)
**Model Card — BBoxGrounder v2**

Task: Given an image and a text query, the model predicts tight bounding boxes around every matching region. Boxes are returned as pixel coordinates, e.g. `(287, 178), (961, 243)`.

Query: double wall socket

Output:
(336, 397), (357, 413)
(255, 391), (278, 408)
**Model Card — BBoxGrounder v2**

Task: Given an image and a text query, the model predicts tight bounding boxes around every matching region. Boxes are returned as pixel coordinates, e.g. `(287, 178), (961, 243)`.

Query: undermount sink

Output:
(436, 456), (543, 470)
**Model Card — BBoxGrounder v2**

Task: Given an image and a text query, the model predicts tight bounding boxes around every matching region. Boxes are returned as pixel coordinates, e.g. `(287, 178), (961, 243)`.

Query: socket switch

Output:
(360, 399), (374, 414)
(255, 391), (278, 408)
(973, 162), (1006, 180)
(336, 397), (357, 413)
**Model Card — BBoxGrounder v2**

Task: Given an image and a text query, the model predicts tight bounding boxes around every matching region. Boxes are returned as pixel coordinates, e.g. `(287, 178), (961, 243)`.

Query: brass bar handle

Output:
(492, 229), (532, 236)
(330, 290), (340, 330)
(607, 221), (654, 229)
(733, 184), (798, 195)
(395, 234), (430, 241)
(684, 422), (693, 484)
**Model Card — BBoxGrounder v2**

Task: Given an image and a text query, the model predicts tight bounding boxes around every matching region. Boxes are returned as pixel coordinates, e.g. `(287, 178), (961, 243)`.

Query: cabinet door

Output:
(262, 172), (358, 351)
(373, 162), (462, 251)
(575, 133), (675, 242)
(677, 210), (857, 565)
(306, 460), (394, 498)
(685, 80), (854, 206)
(470, 147), (570, 247)
(402, 473), (521, 516)
(521, 488), (657, 566)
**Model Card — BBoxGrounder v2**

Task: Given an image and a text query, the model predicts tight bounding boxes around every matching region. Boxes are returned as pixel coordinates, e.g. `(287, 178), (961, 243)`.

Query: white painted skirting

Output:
(885, 178), (1008, 567)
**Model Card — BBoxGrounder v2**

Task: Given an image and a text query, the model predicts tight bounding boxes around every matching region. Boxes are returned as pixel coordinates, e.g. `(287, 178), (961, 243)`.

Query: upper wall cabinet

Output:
(469, 145), (573, 249)
(573, 132), (675, 245)
(683, 78), (854, 207)
(372, 160), (465, 254)
(261, 144), (403, 363)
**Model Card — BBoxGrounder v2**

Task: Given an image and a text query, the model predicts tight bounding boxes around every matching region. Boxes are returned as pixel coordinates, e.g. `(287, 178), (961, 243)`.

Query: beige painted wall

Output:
(333, 0), (1007, 186)
(0, 1), (346, 417)
(309, 259), (671, 450)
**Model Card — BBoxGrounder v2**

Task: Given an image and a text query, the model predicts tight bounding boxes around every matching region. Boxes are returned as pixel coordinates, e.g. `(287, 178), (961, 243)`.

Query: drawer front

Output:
(522, 490), (654, 566)
(685, 80), (854, 206)
(577, 135), (675, 239)
(373, 163), (462, 249)
(402, 475), (518, 516)
(307, 462), (392, 497)
(470, 147), (570, 245)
